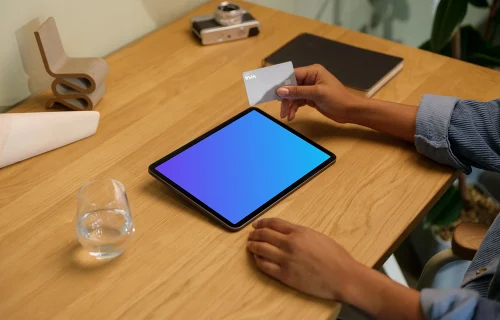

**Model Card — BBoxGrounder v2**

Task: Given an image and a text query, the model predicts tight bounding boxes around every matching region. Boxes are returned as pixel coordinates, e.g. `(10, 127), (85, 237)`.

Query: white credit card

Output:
(242, 61), (297, 106)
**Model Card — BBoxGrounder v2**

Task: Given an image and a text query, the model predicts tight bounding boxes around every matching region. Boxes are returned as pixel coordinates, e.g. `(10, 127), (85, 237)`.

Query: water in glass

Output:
(76, 179), (134, 259)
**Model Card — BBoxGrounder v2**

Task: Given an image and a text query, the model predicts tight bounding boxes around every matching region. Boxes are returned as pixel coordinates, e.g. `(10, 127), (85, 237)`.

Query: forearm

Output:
(346, 97), (418, 143)
(339, 262), (424, 320)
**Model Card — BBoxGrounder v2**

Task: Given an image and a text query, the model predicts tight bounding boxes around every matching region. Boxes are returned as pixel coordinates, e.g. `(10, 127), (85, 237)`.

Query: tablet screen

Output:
(150, 109), (334, 229)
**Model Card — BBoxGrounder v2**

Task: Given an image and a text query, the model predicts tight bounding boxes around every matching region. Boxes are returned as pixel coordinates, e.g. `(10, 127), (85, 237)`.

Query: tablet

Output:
(148, 108), (336, 231)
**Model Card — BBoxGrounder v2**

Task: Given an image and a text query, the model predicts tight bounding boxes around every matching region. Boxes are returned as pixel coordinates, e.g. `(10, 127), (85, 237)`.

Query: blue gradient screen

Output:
(155, 110), (330, 224)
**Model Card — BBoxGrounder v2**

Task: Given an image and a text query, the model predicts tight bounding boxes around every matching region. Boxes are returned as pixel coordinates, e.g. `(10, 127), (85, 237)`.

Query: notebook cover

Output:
(263, 33), (403, 93)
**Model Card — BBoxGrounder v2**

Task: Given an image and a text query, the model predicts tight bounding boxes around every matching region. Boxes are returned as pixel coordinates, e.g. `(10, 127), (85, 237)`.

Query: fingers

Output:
(247, 240), (285, 264)
(294, 64), (324, 85)
(253, 218), (297, 234)
(281, 99), (305, 121)
(279, 64), (325, 100)
(277, 85), (318, 100)
(249, 228), (287, 248)
(280, 99), (290, 119)
(288, 100), (300, 121)
(253, 254), (281, 279)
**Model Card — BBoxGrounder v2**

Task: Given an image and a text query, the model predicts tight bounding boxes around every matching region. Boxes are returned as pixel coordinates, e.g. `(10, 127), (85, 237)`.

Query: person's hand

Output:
(247, 218), (361, 301)
(276, 64), (361, 123)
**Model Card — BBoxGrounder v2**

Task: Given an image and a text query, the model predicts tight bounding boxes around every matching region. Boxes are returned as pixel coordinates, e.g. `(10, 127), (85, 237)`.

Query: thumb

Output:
(276, 85), (319, 100)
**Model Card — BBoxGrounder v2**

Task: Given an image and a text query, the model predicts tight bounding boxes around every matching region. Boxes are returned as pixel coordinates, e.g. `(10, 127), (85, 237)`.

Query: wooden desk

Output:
(2, 1), (500, 319)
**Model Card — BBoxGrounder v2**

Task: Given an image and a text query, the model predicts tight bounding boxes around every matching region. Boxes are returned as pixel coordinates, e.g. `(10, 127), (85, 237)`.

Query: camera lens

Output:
(215, 2), (243, 26)
(218, 3), (240, 12)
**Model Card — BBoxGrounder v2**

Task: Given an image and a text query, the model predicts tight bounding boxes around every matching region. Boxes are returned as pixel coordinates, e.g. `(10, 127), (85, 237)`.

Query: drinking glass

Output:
(76, 179), (135, 259)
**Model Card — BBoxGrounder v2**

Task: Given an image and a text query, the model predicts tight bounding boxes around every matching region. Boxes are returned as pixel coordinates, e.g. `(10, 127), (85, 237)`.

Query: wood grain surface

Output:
(2, 1), (500, 319)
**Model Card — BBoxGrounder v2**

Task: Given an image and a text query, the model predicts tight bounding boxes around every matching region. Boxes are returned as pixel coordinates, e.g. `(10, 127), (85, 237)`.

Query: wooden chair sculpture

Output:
(34, 17), (108, 111)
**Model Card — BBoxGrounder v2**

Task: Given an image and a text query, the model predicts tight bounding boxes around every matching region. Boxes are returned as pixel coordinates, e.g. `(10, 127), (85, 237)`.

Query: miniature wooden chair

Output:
(35, 17), (108, 110)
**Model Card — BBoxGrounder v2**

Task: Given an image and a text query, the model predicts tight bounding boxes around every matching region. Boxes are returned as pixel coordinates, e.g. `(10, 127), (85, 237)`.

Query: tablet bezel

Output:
(148, 107), (336, 231)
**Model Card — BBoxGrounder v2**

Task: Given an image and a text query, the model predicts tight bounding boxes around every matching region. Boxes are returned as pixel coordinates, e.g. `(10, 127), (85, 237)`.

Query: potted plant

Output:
(420, 0), (500, 66)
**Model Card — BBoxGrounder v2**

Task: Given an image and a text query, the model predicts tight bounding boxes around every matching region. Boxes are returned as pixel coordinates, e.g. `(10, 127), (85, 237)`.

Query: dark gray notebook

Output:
(263, 33), (403, 97)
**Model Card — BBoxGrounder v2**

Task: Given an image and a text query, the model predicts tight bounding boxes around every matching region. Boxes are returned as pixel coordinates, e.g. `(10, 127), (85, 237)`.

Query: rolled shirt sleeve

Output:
(415, 95), (500, 174)
(414, 95), (469, 173)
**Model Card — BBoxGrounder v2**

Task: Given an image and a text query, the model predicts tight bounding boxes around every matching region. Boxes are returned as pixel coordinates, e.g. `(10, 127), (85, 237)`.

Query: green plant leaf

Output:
(495, 6), (500, 23)
(419, 38), (453, 57)
(459, 25), (500, 66)
(424, 187), (455, 227)
(432, 192), (463, 227)
(469, 52), (500, 66)
(460, 25), (487, 59)
(468, 0), (490, 7)
(431, 0), (469, 52)
(491, 7), (500, 41)
(424, 185), (463, 228)
(420, 40), (431, 50)
(422, 24), (500, 67)
(480, 44), (500, 57)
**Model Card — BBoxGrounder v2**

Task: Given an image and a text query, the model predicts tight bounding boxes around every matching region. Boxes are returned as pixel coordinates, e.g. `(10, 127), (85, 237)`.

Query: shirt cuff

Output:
(414, 95), (471, 174)
(421, 288), (478, 320)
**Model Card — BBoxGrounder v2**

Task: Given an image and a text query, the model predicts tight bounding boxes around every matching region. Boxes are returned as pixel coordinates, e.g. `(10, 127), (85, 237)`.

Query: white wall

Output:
(0, 0), (209, 112)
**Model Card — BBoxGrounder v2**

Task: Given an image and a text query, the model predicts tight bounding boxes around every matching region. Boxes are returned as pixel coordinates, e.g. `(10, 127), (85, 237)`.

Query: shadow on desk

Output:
(288, 118), (454, 175)
(64, 241), (120, 272)
(143, 180), (222, 229)
(289, 118), (408, 149)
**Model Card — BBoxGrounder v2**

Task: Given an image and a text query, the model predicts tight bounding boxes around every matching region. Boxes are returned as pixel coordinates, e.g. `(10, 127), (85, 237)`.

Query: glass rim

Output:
(77, 178), (126, 201)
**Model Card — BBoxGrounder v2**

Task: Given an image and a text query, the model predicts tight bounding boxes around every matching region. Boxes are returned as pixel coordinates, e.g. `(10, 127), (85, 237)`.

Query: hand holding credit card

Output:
(242, 61), (297, 106)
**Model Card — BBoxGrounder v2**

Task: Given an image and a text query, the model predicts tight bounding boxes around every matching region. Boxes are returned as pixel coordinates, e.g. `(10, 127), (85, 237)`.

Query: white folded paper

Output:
(0, 111), (100, 168)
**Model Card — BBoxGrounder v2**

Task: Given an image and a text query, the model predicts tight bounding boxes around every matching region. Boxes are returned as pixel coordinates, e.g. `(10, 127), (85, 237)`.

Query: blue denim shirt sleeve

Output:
(414, 95), (466, 171)
(448, 98), (500, 173)
(415, 95), (500, 174)
(420, 289), (478, 320)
